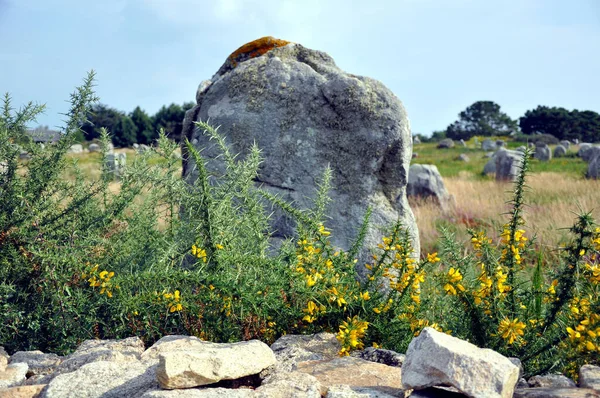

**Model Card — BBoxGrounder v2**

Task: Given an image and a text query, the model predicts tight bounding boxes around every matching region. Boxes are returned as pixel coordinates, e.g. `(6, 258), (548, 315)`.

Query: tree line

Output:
(418, 101), (600, 143)
(78, 102), (195, 147)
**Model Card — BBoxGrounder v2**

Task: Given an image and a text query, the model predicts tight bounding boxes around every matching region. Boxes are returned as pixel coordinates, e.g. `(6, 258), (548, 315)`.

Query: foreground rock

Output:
(580, 365), (600, 390)
(296, 356), (402, 396)
(401, 327), (519, 398)
(407, 164), (452, 210)
(183, 36), (419, 269)
(0, 363), (28, 389)
(156, 340), (276, 389)
(9, 351), (62, 378)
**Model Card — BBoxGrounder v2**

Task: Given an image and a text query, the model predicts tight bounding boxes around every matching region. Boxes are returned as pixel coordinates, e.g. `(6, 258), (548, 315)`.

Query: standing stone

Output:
(68, 144), (83, 154)
(587, 155), (600, 179)
(88, 143), (101, 153)
(496, 149), (524, 181)
(437, 138), (454, 149)
(413, 136), (421, 144)
(553, 145), (567, 157)
(457, 153), (469, 162)
(578, 143), (592, 159)
(482, 139), (496, 151)
(401, 328), (519, 398)
(534, 143), (551, 161)
(483, 156), (497, 175)
(560, 140), (571, 149)
(407, 164), (452, 210)
(104, 153), (127, 179)
(458, 139), (466, 147)
(515, 146), (527, 153)
(583, 146), (600, 164)
(182, 37), (419, 265)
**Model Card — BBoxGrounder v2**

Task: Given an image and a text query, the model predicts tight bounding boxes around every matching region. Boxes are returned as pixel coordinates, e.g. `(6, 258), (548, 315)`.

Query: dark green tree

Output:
(446, 101), (518, 140)
(519, 106), (600, 142)
(80, 104), (137, 147)
(152, 102), (194, 142)
(130, 106), (154, 145)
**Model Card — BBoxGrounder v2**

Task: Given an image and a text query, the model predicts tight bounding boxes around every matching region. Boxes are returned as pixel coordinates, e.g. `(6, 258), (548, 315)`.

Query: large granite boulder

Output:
(407, 164), (452, 210)
(182, 37), (419, 264)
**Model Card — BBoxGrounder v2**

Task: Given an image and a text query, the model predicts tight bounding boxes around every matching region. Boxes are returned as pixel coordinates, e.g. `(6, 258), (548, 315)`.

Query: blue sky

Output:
(1, 0), (599, 136)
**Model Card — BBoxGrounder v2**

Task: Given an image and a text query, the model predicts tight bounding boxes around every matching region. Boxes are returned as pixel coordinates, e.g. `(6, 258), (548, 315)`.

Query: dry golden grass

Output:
(413, 171), (600, 256)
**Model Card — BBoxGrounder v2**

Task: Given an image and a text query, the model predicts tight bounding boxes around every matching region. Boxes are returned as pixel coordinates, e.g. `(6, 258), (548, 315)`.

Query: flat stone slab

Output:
(156, 340), (276, 389)
(297, 356), (403, 396)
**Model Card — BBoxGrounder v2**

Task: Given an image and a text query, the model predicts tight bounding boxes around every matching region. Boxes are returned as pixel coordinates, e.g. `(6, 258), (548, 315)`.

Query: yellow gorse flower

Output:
(336, 316), (368, 356)
(427, 252), (440, 263)
(498, 317), (526, 345)
(191, 244), (207, 263)
(444, 268), (465, 296)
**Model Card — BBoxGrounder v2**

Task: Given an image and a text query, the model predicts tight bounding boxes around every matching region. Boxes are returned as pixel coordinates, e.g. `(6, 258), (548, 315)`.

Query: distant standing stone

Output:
(437, 138), (454, 149)
(104, 153), (127, 179)
(482, 139), (496, 151)
(496, 149), (524, 181)
(534, 143), (551, 161)
(457, 153), (470, 162)
(553, 145), (567, 157)
(413, 136), (421, 144)
(560, 140), (571, 149)
(88, 143), (101, 153)
(459, 139), (466, 147)
(68, 144), (83, 154)
(408, 164), (452, 210)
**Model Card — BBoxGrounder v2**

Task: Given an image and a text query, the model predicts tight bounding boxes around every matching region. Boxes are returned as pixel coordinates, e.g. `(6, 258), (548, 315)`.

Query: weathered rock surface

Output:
(458, 139), (466, 147)
(534, 143), (552, 161)
(560, 140), (571, 149)
(268, 333), (339, 373)
(496, 148), (524, 181)
(513, 388), (600, 398)
(68, 144), (83, 154)
(0, 363), (28, 389)
(142, 388), (255, 397)
(587, 152), (600, 179)
(401, 327), (519, 398)
(579, 365), (600, 390)
(156, 340), (276, 389)
(183, 37), (419, 269)
(528, 373), (576, 388)
(42, 360), (158, 398)
(407, 164), (452, 210)
(296, 356), (403, 396)
(141, 335), (209, 362)
(0, 384), (46, 398)
(482, 139), (496, 151)
(88, 143), (101, 152)
(437, 138), (454, 149)
(496, 140), (506, 148)
(352, 347), (404, 367)
(413, 136), (421, 144)
(255, 371), (320, 398)
(0, 348), (7, 372)
(554, 144), (567, 157)
(326, 384), (404, 397)
(9, 351), (62, 377)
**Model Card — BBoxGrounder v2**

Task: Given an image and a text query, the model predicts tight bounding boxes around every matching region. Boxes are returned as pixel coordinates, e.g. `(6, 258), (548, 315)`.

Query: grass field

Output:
(411, 141), (599, 256)
(55, 141), (598, 258)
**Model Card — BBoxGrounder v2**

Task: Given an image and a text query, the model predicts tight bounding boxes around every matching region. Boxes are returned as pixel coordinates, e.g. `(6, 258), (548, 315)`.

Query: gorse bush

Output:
(1, 75), (597, 379)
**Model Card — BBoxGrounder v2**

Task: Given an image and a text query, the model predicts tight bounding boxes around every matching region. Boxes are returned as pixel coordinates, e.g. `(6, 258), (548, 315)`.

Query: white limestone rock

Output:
(0, 362), (28, 389)
(401, 327), (519, 398)
(156, 340), (276, 389)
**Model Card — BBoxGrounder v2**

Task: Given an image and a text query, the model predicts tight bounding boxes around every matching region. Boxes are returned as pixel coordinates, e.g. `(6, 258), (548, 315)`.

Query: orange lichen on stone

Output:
(228, 36), (292, 68)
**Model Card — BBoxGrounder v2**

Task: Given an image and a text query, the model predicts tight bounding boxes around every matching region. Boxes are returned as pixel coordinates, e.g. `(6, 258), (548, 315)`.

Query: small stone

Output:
(527, 373), (576, 388)
(456, 153), (470, 162)
(579, 364), (600, 389)
(0, 363), (28, 389)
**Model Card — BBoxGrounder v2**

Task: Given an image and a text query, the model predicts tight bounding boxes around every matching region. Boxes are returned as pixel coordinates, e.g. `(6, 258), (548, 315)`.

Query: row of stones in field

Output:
(1, 327), (599, 398)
